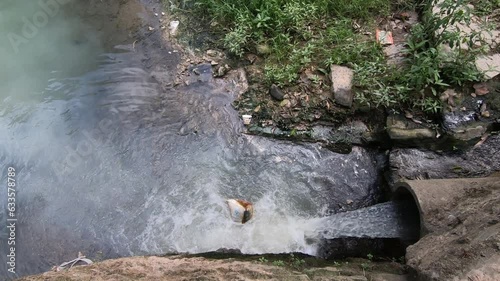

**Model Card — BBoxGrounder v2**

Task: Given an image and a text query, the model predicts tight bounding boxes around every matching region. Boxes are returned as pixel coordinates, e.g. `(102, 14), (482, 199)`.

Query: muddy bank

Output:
(17, 255), (410, 281)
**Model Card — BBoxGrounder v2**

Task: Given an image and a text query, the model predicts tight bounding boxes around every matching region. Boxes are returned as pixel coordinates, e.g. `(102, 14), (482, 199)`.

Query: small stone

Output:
(245, 54), (257, 64)
(154, 13), (158, 17)
(193, 68), (200, 75)
(446, 214), (460, 227)
(480, 102), (487, 113)
(269, 84), (285, 101)
(346, 199), (353, 205)
(280, 99), (291, 107)
(148, 26), (154, 31)
(488, 219), (499, 225)
(473, 83), (490, 96)
(471, 93), (477, 97)
(481, 111), (491, 118)
(210, 60), (219, 66)
(206, 50), (218, 57)
(461, 107), (467, 111)
(214, 65), (230, 77)
(254, 105), (261, 113)
(161, 12), (166, 16)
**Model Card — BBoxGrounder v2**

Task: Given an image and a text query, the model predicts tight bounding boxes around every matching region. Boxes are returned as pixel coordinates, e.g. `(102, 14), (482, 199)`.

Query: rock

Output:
(206, 49), (218, 57)
(386, 115), (436, 141)
(384, 44), (405, 66)
(213, 64), (230, 77)
(452, 124), (487, 142)
(476, 54), (500, 79)
(482, 111), (491, 118)
(169, 20), (179, 36)
(330, 65), (354, 107)
(223, 68), (248, 98)
(388, 134), (500, 182)
(474, 83), (490, 96)
(442, 110), (487, 142)
(245, 54), (257, 64)
(269, 84), (285, 101)
(280, 99), (291, 107)
(336, 121), (369, 145)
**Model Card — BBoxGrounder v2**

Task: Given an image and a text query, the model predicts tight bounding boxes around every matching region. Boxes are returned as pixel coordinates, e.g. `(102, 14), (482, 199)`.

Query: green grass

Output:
(167, 0), (489, 115)
(172, 0), (390, 87)
(356, 0), (488, 113)
(473, 0), (500, 17)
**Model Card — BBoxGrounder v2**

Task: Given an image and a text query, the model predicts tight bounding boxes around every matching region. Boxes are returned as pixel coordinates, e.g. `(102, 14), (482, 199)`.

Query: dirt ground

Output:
(405, 178), (500, 281)
(16, 255), (410, 281)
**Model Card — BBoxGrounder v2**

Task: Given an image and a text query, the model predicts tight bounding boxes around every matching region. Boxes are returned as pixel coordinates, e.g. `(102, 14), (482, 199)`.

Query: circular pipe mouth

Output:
(392, 184), (423, 239)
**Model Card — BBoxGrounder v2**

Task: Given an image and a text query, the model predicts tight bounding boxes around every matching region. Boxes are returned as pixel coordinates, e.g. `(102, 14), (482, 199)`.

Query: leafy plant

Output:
(258, 257), (268, 263)
(289, 254), (306, 270)
(355, 0), (488, 114)
(272, 260), (285, 266)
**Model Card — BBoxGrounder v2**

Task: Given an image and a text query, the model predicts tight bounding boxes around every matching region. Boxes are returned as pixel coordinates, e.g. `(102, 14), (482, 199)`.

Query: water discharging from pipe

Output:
(316, 201), (420, 240)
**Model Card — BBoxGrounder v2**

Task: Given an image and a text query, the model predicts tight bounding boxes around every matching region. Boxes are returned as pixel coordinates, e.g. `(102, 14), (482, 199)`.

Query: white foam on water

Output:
(138, 190), (322, 256)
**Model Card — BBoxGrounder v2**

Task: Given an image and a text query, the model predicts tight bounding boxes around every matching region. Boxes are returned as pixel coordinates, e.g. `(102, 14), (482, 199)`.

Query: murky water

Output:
(1, 1), (387, 279)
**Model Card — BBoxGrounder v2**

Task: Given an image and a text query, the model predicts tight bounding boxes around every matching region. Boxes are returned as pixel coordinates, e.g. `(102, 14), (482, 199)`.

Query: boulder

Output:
(389, 134), (500, 183)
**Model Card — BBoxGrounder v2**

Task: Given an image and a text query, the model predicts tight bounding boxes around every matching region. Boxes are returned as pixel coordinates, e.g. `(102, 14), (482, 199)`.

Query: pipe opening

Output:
(393, 185), (422, 239)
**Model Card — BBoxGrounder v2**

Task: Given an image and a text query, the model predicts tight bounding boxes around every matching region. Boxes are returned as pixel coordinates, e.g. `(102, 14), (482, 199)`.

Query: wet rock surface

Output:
(389, 133), (500, 183)
(440, 84), (499, 144)
(386, 115), (436, 142)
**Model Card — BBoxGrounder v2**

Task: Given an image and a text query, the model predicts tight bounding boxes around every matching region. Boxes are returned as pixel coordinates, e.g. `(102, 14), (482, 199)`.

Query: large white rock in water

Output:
(226, 199), (254, 224)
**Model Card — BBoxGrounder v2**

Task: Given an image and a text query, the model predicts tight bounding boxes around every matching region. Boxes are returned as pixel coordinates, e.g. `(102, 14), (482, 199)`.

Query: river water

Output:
(0, 1), (387, 279)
